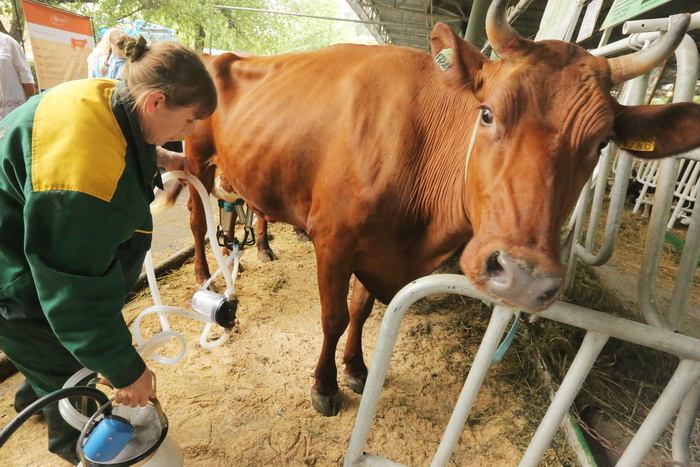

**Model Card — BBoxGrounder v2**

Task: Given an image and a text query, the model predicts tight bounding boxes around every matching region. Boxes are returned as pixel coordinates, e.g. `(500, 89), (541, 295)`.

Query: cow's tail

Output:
(151, 181), (184, 215)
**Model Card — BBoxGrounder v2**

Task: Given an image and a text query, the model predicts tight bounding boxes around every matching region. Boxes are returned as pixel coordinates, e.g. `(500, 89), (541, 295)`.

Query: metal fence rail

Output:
(344, 275), (700, 466)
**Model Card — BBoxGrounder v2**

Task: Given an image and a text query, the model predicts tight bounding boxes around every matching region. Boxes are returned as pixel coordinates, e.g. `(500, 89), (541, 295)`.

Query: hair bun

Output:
(124, 35), (148, 62)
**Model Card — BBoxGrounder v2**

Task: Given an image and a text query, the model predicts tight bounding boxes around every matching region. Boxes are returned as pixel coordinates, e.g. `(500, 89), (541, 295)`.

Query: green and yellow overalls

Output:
(0, 78), (162, 463)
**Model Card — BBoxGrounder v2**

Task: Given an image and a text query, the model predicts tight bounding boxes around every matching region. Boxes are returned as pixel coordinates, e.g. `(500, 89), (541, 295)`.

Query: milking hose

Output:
(0, 386), (109, 448)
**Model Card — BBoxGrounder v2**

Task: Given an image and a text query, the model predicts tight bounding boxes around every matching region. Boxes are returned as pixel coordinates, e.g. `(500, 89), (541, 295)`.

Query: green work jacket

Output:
(0, 79), (162, 388)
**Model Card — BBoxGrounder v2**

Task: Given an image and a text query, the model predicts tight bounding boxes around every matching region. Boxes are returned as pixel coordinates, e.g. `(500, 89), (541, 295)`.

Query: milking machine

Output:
(218, 198), (256, 251)
(134, 170), (244, 353)
(0, 171), (255, 464)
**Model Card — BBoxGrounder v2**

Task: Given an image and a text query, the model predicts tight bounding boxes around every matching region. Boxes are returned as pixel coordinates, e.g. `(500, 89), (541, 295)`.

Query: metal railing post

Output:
(520, 331), (609, 466)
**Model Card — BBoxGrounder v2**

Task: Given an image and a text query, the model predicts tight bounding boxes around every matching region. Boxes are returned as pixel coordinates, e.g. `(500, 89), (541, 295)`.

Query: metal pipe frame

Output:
(617, 360), (700, 466)
(638, 33), (699, 331)
(520, 331), (609, 466)
(583, 143), (616, 251)
(589, 31), (663, 57)
(672, 378), (700, 465)
(623, 11), (700, 35)
(563, 178), (591, 294)
(213, 5), (433, 30)
(464, 0), (490, 47)
(430, 306), (513, 466)
(344, 274), (700, 466)
(355, 1), (467, 22)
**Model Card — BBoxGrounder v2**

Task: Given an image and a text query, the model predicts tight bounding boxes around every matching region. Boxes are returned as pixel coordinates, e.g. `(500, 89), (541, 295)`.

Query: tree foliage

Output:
(0, 0), (361, 53)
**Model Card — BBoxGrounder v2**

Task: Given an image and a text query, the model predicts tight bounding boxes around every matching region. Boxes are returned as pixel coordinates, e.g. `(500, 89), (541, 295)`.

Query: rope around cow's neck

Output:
(464, 112), (481, 184)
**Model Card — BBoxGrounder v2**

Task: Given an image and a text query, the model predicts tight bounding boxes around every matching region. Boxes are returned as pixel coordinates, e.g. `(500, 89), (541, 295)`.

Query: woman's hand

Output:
(156, 146), (192, 185)
(114, 369), (156, 407)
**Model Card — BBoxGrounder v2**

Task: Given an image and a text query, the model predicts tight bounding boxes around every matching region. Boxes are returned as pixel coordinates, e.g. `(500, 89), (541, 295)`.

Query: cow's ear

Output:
(613, 102), (700, 159)
(430, 22), (487, 92)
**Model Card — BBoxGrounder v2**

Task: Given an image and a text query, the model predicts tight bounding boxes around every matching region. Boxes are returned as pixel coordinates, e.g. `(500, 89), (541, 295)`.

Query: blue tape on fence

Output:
(491, 312), (521, 366)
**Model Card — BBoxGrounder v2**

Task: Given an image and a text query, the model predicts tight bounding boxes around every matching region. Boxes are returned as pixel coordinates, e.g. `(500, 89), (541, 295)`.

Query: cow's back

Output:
(202, 45), (474, 234)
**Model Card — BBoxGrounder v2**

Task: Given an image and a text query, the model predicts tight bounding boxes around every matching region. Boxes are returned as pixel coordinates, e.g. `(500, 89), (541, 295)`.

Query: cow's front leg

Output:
(343, 277), (374, 394)
(311, 247), (353, 416)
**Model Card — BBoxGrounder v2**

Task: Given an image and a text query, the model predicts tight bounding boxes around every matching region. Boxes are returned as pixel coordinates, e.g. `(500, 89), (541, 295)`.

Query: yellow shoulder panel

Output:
(31, 79), (128, 202)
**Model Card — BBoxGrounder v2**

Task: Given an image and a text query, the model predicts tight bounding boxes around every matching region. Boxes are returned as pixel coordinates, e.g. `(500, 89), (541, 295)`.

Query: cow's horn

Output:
(608, 13), (690, 84)
(485, 0), (527, 58)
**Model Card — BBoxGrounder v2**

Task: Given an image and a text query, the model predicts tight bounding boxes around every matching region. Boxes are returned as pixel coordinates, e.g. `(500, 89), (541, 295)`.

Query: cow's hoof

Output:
(344, 374), (365, 394)
(310, 389), (340, 416)
(258, 251), (277, 262)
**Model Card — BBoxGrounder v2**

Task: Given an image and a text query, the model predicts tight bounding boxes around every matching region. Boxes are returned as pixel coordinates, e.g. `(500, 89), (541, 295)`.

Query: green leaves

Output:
(1, 0), (360, 54)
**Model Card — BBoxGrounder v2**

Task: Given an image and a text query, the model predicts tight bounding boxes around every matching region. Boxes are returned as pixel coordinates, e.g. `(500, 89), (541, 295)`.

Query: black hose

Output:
(0, 386), (110, 448)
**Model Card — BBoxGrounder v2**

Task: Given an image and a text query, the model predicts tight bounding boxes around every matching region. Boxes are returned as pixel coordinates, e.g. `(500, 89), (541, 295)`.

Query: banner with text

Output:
(601, 0), (674, 30)
(22, 0), (93, 90)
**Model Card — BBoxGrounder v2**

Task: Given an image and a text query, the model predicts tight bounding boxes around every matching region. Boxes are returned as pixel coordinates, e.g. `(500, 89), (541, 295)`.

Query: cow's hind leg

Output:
(255, 217), (277, 262)
(294, 227), (310, 242)
(343, 277), (374, 394)
(187, 166), (216, 287)
(311, 245), (354, 416)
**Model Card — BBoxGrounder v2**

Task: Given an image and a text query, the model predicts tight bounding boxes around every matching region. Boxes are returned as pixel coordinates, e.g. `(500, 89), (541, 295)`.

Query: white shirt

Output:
(0, 33), (35, 119)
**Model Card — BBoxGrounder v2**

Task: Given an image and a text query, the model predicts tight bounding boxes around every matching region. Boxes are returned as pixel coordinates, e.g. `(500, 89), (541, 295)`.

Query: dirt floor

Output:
(0, 219), (576, 466)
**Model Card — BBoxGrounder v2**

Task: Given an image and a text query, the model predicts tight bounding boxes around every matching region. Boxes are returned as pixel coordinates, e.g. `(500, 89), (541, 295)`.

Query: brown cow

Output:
(185, 2), (700, 416)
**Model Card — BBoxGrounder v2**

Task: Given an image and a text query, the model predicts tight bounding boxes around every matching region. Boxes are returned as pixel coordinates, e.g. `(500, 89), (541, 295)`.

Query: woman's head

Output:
(100, 29), (130, 77)
(116, 37), (218, 146)
(108, 29), (130, 57)
(94, 28), (120, 56)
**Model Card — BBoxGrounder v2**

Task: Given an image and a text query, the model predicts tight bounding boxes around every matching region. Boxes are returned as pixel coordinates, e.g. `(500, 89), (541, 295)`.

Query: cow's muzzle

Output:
(484, 250), (563, 310)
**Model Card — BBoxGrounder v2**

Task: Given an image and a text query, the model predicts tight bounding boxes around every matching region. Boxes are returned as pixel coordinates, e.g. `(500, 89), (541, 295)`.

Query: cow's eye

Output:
(598, 139), (609, 153)
(480, 107), (494, 126)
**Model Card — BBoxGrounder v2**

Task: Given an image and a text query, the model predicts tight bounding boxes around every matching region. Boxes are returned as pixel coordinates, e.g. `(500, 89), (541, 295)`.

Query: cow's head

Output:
(430, 1), (700, 311)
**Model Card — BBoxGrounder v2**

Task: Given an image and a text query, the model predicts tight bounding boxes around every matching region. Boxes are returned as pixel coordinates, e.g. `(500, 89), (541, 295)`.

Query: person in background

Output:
(0, 35), (217, 464)
(0, 31), (36, 119)
(89, 28), (131, 79)
(86, 27), (116, 72)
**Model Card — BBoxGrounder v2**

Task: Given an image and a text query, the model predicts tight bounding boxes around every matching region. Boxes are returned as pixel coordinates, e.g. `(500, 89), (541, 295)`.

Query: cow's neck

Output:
(408, 82), (478, 248)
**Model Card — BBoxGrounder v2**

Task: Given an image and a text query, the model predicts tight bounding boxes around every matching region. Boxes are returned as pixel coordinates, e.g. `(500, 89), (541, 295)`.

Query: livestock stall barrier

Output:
(344, 11), (700, 467)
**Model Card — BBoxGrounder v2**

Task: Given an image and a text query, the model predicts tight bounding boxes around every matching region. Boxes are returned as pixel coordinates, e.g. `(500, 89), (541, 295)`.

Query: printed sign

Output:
(576, 0), (604, 43)
(535, 0), (580, 41)
(601, 0), (674, 30)
(22, 0), (94, 90)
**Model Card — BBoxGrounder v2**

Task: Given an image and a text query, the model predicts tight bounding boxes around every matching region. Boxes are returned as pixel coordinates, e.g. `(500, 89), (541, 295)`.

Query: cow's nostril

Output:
(538, 284), (561, 303)
(485, 251), (504, 277)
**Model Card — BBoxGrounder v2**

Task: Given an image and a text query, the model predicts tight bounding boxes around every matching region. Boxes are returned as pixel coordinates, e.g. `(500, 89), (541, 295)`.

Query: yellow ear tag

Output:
(620, 138), (655, 151)
(435, 48), (454, 71)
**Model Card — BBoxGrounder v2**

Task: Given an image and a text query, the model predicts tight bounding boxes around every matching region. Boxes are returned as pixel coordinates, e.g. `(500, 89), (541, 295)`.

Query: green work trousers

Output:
(0, 315), (91, 465)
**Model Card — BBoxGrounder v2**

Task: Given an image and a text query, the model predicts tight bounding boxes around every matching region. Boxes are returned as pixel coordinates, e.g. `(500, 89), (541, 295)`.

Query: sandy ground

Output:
(0, 212), (567, 466)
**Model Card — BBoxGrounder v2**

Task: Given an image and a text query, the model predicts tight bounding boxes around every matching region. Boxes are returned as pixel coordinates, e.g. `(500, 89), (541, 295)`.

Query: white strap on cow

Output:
(464, 112), (482, 184)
